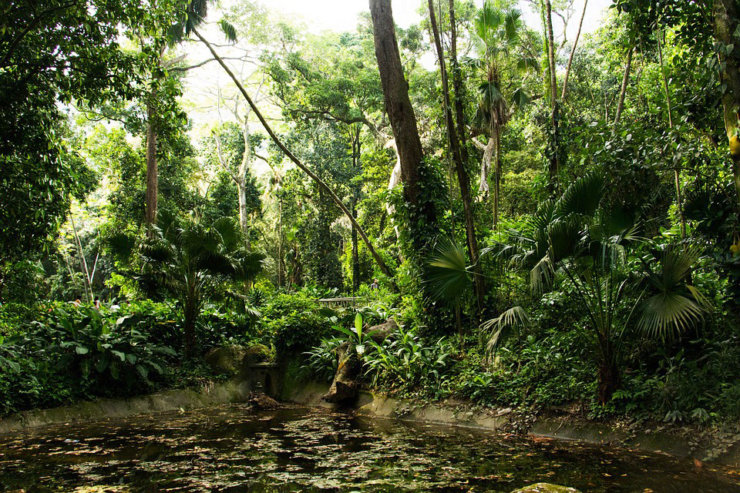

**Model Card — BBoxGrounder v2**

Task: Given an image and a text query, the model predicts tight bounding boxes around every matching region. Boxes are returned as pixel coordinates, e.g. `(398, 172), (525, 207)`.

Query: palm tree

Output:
(139, 215), (262, 356)
(498, 173), (710, 403)
(472, 1), (538, 228)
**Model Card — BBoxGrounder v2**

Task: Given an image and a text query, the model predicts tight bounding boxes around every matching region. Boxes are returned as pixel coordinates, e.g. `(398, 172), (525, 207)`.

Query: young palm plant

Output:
(118, 215), (262, 357)
(498, 173), (710, 403)
(145, 215), (262, 356)
(426, 238), (473, 336)
(428, 174), (711, 403)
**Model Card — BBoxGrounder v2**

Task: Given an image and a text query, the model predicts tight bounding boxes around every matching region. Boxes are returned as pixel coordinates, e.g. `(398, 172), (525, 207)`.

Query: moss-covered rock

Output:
(204, 345), (247, 375)
(511, 484), (580, 493)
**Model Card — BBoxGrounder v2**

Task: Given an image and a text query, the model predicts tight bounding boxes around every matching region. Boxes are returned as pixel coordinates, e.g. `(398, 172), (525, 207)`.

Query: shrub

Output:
(0, 302), (180, 416)
(261, 292), (333, 354)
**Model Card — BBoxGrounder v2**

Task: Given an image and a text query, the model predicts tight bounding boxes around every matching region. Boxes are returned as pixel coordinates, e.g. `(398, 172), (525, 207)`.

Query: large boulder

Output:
(204, 345), (247, 375)
(243, 344), (272, 366)
(511, 484), (581, 493)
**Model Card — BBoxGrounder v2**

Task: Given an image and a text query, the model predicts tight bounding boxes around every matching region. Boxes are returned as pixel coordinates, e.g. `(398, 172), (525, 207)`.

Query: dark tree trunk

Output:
(448, 0), (468, 164)
(714, 0), (740, 209)
(323, 319), (398, 403)
(427, 0), (484, 317)
(597, 360), (620, 404)
(183, 295), (197, 358)
(369, 0), (434, 226)
(145, 101), (158, 226)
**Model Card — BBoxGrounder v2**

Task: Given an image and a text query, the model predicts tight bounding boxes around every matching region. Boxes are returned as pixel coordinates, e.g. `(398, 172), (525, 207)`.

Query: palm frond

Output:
(556, 172), (604, 217)
(218, 19), (237, 43)
(425, 239), (471, 303)
(637, 292), (706, 340)
(480, 306), (529, 360)
(637, 244), (711, 340)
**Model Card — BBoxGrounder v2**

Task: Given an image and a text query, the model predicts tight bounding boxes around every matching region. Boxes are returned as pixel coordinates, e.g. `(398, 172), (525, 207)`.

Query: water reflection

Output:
(0, 404), (737, 492)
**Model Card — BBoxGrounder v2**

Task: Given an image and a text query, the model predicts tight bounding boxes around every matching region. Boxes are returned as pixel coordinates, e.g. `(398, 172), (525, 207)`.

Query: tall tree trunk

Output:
(69, 208), (93, 302)
(613, 45), (633, 125)
(369, 0), (433, 227)
(352, 201), (360, 293)
(193, 27), (393, 279)
(493, 129), (502, 228)
(238, 122), (252, 242)
(544, 0), (560, 189)
(561, 0), (588, 102)
(657, 31), (686, 239)
(474, 136), (495, 197)
(714, 0), (740, 210)
(237, 180), (248, 233)
(427, 0), (484, 316)
(183, 286), (198, 358)
(277, 196), (284, 289)
(448, 0), (468, 163)
(145, 101), (158, 227)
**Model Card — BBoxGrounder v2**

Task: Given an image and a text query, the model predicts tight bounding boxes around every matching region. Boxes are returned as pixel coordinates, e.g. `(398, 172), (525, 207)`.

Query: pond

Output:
(0, 404), (737, 492)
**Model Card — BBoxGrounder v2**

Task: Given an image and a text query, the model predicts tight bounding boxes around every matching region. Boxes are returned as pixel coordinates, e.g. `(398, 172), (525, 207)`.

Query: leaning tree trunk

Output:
(561, 0), (588, 102)
(193, 27), (393, 279)
(427, 0), (484, 317)
(369, 0), (435, 228)
(714, 0), (740, 210)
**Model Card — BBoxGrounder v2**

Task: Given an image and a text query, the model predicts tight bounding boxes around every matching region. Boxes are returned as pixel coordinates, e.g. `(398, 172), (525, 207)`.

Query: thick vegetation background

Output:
(0, 0), (738, 429)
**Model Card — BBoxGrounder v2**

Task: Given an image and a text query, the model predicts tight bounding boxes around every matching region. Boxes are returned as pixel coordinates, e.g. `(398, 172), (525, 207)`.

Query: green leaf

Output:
(111, 350), (126, 362)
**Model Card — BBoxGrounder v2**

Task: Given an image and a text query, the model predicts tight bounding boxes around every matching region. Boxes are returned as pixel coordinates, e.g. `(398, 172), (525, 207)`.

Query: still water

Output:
(0, 404), (738, 492)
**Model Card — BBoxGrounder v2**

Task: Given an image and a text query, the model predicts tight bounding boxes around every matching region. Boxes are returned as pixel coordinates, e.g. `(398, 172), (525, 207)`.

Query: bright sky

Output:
(184, 0), (614, 166)
(261, 0), (613, 41)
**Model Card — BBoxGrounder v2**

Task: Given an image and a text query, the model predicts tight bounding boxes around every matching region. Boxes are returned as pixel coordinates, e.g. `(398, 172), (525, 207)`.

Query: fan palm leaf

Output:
(426, 239), (472, 303)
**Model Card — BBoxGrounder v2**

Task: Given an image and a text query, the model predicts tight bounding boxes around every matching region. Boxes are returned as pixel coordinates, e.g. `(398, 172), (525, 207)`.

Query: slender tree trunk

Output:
(145, 101), (158, 227)
(561, 0), (588, 102)
(448, 0), (468, 163)
(183, 291), (198, 358)
(614, 45), (634, 125)
(369, 0), (433, 228)
(69, 208), (93, 302)
(193, 27), (393, 279)
(237, 180), (249, 236)
(714, 0), (740, 210)
(277, 196), (284, 289)
(427, 0), (484, 316)
(544, 0), (559, 189)
(352, 201), (360, 293)
(657, 31), (686, 239)
(493, 129), (502, 228)
(238, 122), (252, 242)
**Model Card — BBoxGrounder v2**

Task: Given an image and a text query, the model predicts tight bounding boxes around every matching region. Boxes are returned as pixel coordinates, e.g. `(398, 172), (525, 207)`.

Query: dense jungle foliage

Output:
(1, 0), (739, 429)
